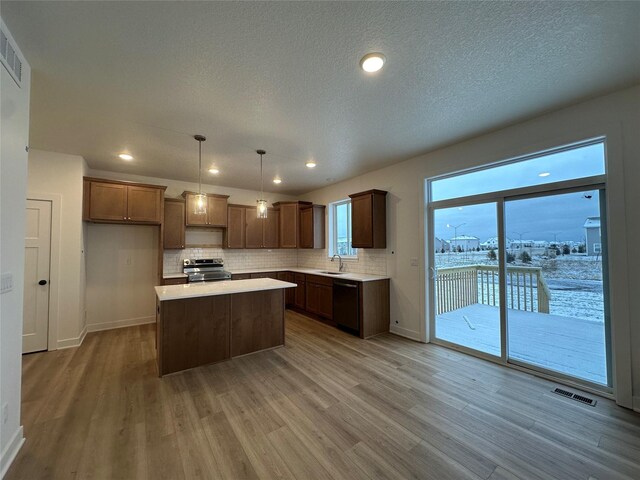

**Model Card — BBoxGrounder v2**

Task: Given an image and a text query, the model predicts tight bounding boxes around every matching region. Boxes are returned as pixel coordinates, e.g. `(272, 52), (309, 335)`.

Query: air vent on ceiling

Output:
(0, 25), (23, 87)
(552, 387), (597, 407)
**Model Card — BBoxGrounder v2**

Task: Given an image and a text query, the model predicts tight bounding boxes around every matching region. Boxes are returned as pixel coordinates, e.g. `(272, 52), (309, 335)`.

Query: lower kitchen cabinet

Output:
(293, 273), (306, 310)
(305, 274), (333, 320)
(277, 272), (295, 306)
(227, 270), (389, 338)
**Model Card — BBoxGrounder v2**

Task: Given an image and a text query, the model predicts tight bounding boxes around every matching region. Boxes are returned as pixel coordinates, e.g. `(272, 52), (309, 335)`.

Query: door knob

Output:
(38, 280), (47, 286)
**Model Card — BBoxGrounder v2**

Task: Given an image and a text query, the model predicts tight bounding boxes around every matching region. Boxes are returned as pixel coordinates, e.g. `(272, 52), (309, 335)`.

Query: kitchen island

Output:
(154, 278), (296, 375)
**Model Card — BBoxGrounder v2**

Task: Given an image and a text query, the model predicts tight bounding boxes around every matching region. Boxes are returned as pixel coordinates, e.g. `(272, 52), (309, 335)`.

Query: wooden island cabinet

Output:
(155, 278), (295, 376)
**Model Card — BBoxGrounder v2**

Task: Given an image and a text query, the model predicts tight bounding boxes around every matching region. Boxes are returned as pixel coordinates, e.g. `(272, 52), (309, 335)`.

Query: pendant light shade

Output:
(193, 135), (207, 215)
(256, 149), (267, 219)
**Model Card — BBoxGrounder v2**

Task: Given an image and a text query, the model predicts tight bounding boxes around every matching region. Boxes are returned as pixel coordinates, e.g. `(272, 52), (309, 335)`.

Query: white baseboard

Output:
(1, 426), (24, 478)
(389, 324), (423, 342)
(86, 315), (155, 333)
(57, 324), (87, 350)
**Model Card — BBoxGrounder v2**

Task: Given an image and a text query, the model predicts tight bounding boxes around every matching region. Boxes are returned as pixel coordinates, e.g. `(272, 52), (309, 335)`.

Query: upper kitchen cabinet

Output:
(349, 189), (387, 248)
(299, 204), (325, 249)
(163, 199), (185, 249)
(273, 201), (313, 248)
(183, 192), (229, 227)
(229, 206), (279, 249)
(83, 177), (165, 224)
(274, 201), (306, 248)
(225, 204), (246, 248)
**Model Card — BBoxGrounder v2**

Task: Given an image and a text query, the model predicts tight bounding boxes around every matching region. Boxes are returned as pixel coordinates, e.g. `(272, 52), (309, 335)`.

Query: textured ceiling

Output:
(2, 1), (639, 194)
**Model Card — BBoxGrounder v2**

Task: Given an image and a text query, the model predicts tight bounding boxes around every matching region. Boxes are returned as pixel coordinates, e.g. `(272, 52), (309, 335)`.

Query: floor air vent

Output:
(552, 387), (597, 406)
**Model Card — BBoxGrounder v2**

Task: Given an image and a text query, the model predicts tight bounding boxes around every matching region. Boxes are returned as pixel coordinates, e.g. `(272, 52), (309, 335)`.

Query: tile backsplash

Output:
(164, 248), (387, 276)
(163, 248), (299, 274)
(297, 249), (387, 275)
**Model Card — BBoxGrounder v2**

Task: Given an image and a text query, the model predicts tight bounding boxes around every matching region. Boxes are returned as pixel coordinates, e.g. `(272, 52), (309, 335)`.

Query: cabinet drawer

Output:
(162, 277), (187, 286)
(294, 273), (306, 284)
(305, 274), (333, 287)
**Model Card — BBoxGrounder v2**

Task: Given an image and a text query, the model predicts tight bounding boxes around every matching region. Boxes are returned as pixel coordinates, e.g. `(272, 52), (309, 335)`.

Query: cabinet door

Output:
(163, 200), (185, 249)
(318, 284), (333, 319)
(226, 205), (246, 248)
(277, 272), (295, 306)
(351, 194), (373, 248)
(263, 208), (279, 248)
(127, 185), (162, 223)
(279, 203), (298, 248)
(89, 181), (128, 221)
(185, 193), (208, 226)
(306, 283), (319, 314)
(294, 277), (306, 310)
(299, 207), (313, 248)
(207, 196), (227, 227)
(245, 208), (263, 248)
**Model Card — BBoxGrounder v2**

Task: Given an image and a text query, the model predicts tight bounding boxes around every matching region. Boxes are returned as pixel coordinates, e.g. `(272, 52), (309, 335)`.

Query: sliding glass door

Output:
(504, 189), (609, 385)
(427, 139), (610, 390)
(433, 203), (501, 357)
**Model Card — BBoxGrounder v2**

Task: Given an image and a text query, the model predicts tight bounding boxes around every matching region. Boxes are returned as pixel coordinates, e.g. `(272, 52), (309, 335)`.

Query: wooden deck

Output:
(436, 303), (607, 384)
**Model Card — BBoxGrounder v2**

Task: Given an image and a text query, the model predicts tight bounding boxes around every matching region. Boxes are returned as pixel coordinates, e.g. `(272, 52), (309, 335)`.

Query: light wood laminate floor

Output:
(7, 311), (640, 480)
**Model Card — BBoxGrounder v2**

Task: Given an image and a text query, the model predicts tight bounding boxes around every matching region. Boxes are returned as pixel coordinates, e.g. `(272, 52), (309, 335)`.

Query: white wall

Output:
(27, 150), (88, 348)
(303, 86), (640, 409)
(85, 224), (158, 332)
(0, 18), (30, 476)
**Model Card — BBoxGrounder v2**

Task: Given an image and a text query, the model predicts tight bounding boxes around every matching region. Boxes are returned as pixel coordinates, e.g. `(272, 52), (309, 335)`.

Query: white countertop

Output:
(155, 278), (297, 301)
(229, 266), (389, 283)
(162, 273), (188, 279)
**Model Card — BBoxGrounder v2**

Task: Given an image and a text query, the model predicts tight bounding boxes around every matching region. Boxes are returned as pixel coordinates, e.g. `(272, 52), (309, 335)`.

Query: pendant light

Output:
(256, 149), (267, 219)
(193, 135), (207, 215)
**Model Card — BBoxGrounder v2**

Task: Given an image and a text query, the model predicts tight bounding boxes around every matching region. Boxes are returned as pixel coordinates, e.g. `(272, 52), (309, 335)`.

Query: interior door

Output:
(23, 199), (52, 353)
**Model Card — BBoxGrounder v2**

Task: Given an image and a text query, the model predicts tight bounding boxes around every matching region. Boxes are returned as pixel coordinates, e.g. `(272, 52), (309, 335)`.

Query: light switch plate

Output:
(410, 258), (419, 267)
(0, 272), (13, 294)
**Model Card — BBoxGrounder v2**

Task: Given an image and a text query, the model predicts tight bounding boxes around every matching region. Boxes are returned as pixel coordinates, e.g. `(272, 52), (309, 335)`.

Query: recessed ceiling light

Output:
(273, 178), (282, 184)
(538, 172), (551, 177)
(305, 161), (317, 168)
(208, 168), (219, 174)
(360, 53), (386, 73)
(119, 153), (134, 161)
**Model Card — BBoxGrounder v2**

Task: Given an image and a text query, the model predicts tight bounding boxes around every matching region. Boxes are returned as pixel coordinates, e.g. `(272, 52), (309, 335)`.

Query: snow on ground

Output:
(435, 252), (605, 323)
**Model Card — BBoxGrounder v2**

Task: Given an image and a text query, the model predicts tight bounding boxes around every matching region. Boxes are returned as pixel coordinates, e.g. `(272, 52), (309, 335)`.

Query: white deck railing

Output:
(435, 265), (551, 315)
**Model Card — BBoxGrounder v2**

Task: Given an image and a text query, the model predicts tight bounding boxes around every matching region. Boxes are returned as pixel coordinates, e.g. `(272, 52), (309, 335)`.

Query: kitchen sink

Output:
(319, 271), (343, 275)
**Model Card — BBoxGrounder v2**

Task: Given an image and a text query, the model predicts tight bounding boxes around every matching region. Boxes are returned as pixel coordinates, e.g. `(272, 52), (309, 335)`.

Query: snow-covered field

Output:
(435, 252), (605, 322)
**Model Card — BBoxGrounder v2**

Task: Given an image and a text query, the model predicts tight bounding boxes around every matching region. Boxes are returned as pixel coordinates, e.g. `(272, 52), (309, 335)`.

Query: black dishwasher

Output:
(333, 280), (360, 333)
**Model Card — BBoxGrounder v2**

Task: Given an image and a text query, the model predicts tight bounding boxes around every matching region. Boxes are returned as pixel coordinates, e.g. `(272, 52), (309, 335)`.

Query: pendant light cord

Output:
(198, 139), (203, 195)
(260, 152), (264, 199)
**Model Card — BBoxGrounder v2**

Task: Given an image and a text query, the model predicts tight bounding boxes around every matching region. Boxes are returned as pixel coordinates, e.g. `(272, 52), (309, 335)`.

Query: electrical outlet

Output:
(126, 256), (132, 266)
(2, 403), (8, 425)
(410, 257), (419, 267)
(1, 272), (13, 294)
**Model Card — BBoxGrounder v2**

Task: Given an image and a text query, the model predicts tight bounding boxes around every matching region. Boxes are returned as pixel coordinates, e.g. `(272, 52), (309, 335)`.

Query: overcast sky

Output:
(434, 191), (600, 242)
(431, 143), (604, 242)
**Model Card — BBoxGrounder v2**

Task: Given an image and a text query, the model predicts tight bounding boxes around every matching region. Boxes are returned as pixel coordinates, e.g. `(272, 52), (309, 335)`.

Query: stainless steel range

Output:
(183, 258), (231, 283)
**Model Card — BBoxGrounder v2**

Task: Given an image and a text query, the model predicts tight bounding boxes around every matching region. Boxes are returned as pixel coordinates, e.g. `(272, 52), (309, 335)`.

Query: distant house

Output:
(434, 237), (450, 252)
(510, 239), (535, 249)
(450, 235), (480, 251)
(584, 217), (602, 256)
(480, 236), (512, 250)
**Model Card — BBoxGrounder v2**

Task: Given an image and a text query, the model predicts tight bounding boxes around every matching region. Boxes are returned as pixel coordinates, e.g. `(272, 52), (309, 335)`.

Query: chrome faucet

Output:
(331, 254), (345, 272)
